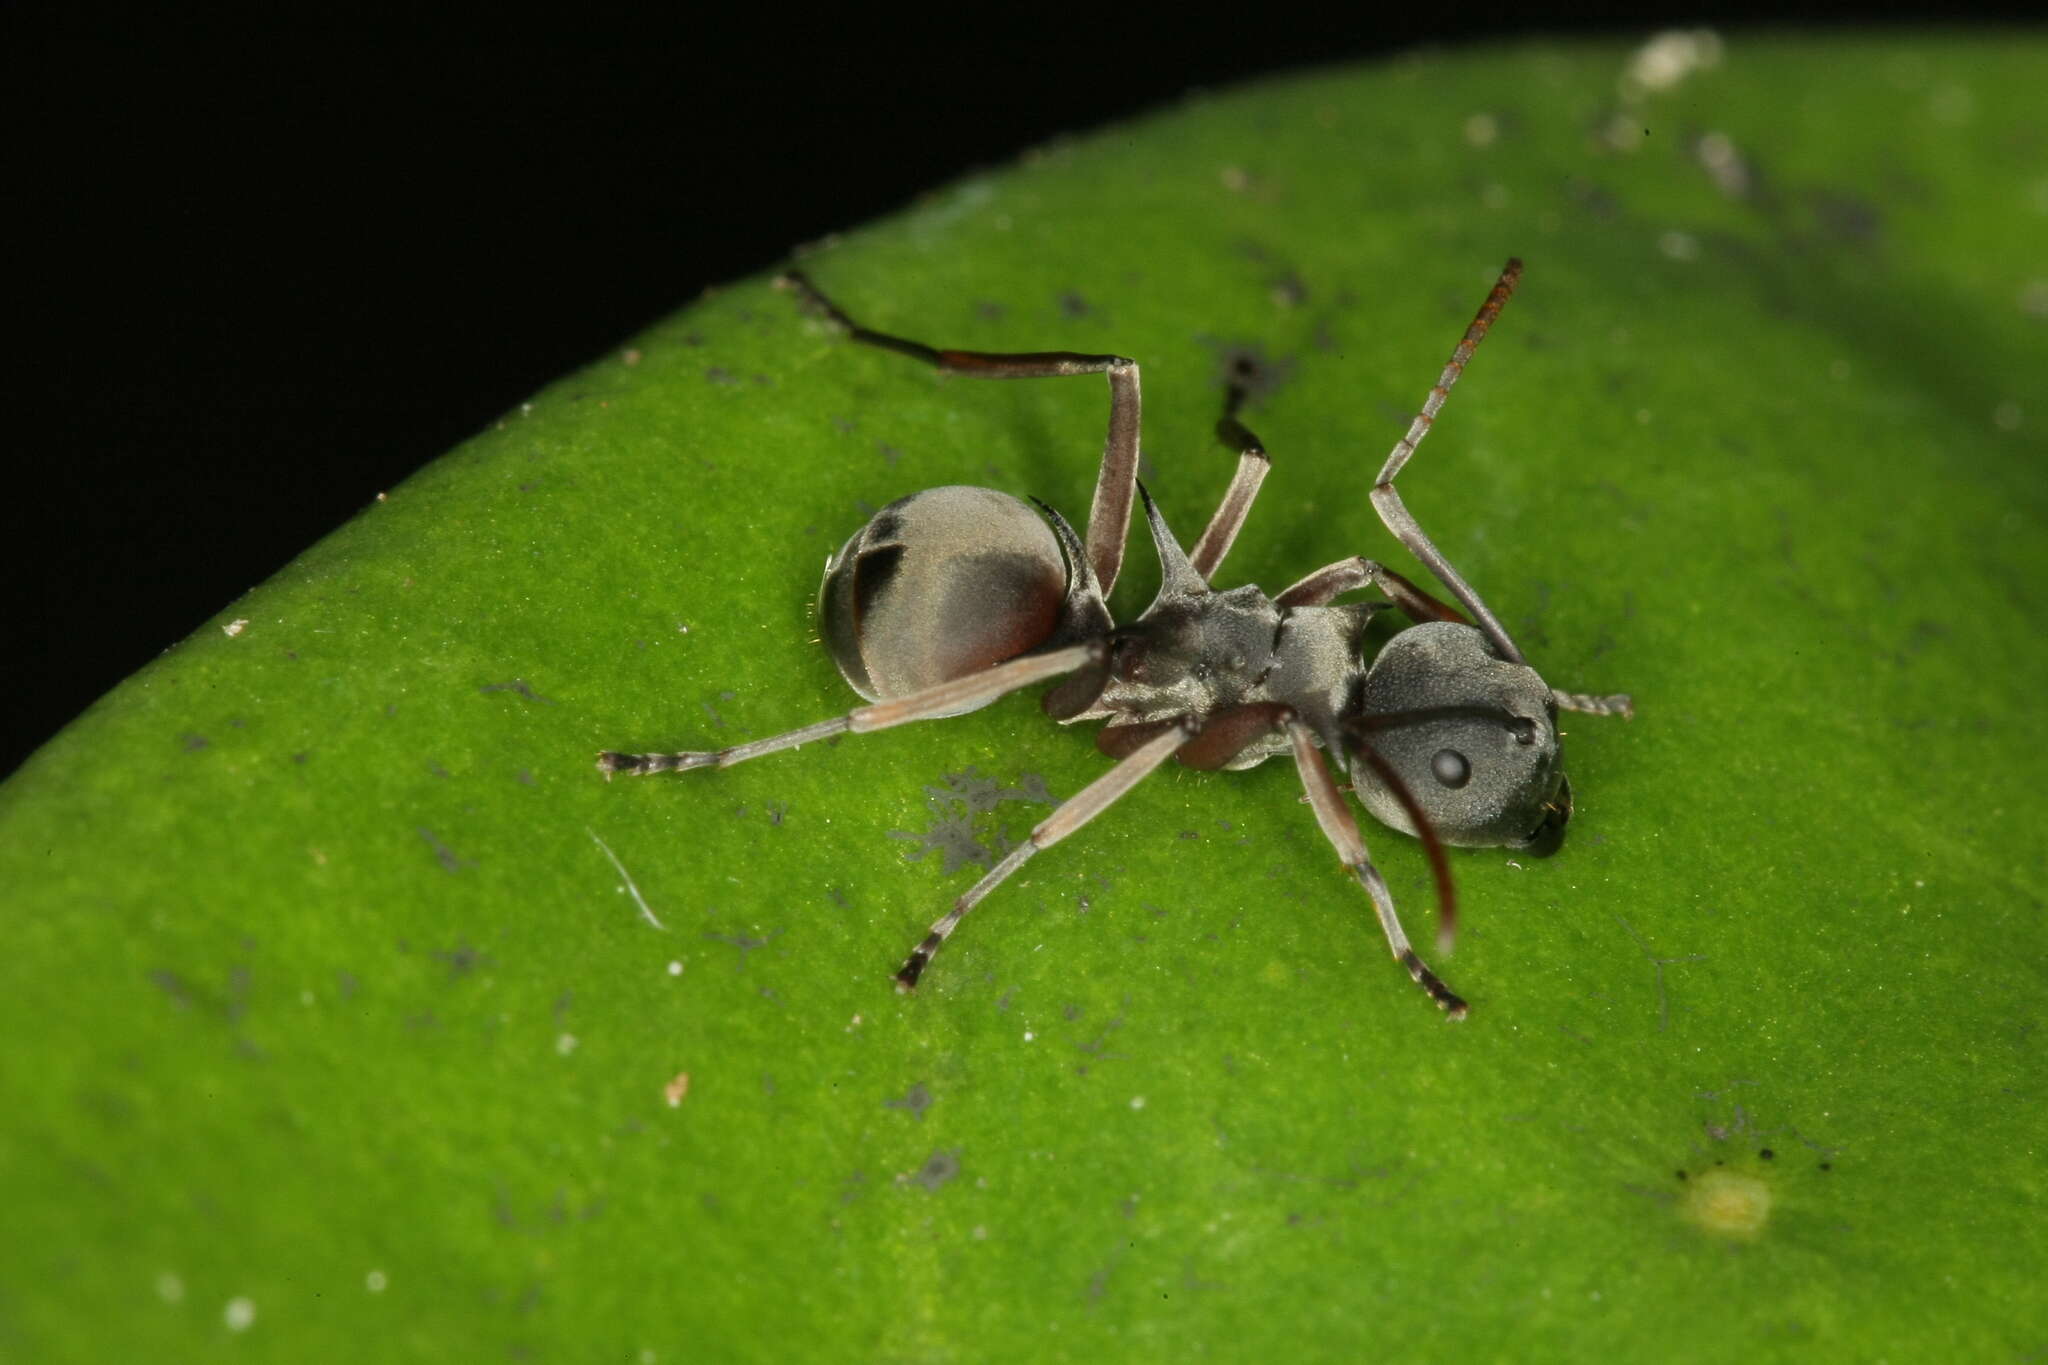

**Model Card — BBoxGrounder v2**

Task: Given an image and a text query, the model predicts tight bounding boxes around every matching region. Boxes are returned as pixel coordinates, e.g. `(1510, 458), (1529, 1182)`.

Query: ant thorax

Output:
(1076, 588), (1379, 774)
(1058, 490), (1379, 774)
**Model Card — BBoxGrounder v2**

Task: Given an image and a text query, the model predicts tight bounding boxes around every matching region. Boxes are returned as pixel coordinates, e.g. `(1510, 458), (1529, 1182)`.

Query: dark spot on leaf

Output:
(1808, 189), (1881, 244)
(1569, 177), (1620, 220)
(418, 829), (468, 873)
(432, 942), (490, 978)
(481, 678), (555, 705)
(1209, 342), (1295, 408)
(1269, 270), (1308, 308)
(705, 926), (780, 970)
(149, 969), (192, 1007)
(885, 1083), (933, 1120)
(891, 767), (1059, 875)
(910, 1149), (961, 1191)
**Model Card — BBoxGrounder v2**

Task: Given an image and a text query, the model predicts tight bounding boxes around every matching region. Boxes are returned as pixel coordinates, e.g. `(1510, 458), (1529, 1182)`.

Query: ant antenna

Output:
(1347, 737), (1459, 958)
(1355, 704), (1539, 747)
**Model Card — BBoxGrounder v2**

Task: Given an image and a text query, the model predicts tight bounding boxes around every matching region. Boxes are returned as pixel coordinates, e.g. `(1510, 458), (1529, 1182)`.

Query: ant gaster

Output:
(600, 260), (1631, 1017)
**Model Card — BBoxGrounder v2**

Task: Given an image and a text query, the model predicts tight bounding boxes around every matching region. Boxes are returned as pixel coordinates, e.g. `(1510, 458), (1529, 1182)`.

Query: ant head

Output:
(1348, 621), (1569, 855)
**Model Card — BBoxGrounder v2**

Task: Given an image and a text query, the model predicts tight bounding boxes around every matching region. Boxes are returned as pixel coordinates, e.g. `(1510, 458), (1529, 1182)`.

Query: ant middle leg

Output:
(893, 717), (1197, 990)
(1188, 358), (1272, 581)
(776, 271), (1142, 598)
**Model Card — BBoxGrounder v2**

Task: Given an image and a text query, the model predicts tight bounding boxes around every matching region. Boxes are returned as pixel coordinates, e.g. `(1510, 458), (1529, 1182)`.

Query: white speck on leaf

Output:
(1623, 29), (1724, 96)
(1658, 230), (1699, 262)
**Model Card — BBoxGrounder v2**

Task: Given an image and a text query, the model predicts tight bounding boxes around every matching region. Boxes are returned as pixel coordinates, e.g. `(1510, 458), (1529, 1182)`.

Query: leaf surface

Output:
(5, 33), (2045, 1362)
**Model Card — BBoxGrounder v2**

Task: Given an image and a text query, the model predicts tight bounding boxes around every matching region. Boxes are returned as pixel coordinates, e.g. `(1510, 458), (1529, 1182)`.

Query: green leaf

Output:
(6, 32), (2044, 1362)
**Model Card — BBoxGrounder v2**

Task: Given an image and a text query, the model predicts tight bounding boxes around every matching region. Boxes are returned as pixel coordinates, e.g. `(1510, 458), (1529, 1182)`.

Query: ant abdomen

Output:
(819, 486), (1068, 712)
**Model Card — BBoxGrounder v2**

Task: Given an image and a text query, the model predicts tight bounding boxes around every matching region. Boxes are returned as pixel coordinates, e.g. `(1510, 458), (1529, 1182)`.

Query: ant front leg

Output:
(776, 271), (1142, 598)
(1277, 558), (1632, 718)
(1359, 260), (1633, 718)
(1366, 259), (1530, 664)
(1286, 718), (1466, 1018)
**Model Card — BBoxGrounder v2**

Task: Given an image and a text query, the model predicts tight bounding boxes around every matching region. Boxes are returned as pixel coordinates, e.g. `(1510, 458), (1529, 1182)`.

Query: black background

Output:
(7, 10), (2004, 777)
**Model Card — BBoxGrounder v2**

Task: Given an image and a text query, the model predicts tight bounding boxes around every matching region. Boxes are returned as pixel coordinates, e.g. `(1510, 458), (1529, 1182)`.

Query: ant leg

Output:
(1189, 367), (1272, 581)
(598, 643), (1101, 777)
(1280, 561), (1631, 717)
(777, 272), (1142, 598)
(1368, 259), (1529, 665)
(894, 717), (1197, 989)
(1282, 560), (1632, 717)
(1287, 718), (1467, 1018)
(1276, 557), (1467, 622)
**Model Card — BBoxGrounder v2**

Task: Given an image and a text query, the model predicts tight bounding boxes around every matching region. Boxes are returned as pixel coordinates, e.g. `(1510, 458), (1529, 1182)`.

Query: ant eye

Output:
(1431, 749), (1471, 789)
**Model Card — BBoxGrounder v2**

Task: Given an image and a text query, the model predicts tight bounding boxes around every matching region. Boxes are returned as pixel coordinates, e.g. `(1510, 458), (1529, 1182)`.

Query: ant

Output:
(600, 260), (1630, 1017)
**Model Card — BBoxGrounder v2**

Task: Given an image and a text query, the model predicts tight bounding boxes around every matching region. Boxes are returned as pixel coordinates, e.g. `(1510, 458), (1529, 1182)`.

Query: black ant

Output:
(601, 260), (1631, 1017)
